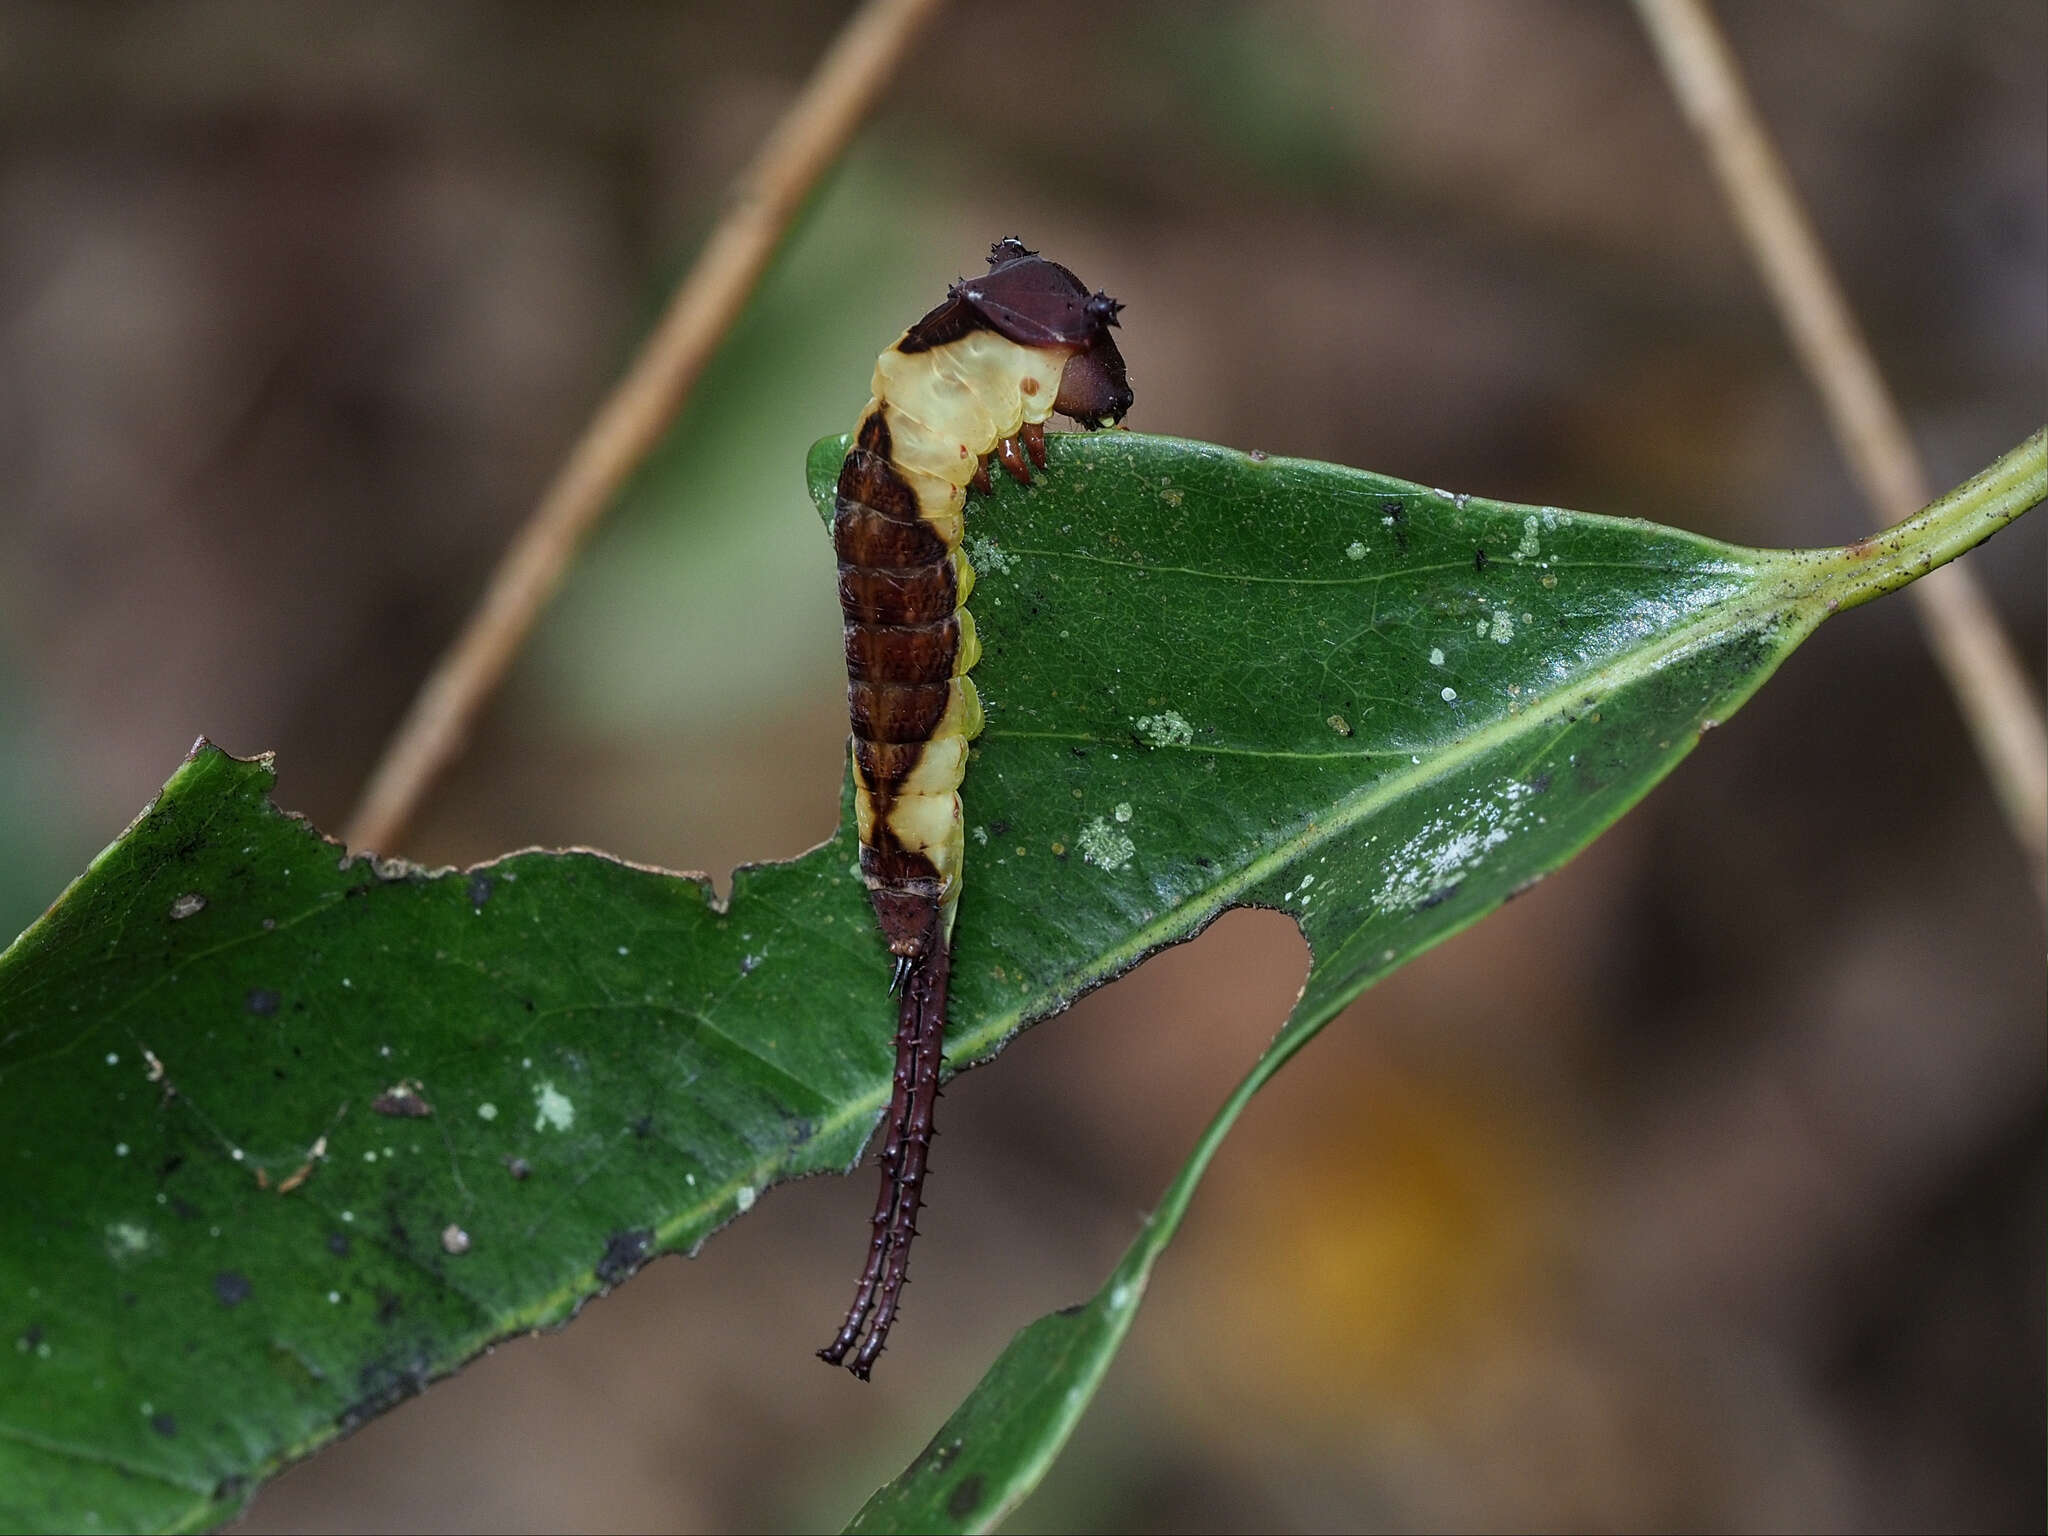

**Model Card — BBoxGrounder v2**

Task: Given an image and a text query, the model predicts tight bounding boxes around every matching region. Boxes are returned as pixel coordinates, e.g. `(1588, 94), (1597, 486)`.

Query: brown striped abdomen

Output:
(834, 409), (979, 961)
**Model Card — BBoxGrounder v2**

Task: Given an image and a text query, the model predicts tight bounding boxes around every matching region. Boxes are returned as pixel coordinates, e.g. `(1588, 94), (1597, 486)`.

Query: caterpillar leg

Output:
(1021, 419), (1046, 467)
(995, 434), (1032, 486)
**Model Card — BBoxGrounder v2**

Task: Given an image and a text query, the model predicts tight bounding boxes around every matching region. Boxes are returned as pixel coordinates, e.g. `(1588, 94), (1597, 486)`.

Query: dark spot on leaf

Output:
(150, 1412), (178, 1438)
(598, 1236), (651, 1294)
(596, 1228), (654, 1288)
(245, 988), (280, 1016)
(987, 820), (1010, 838)
(1528, 773), (1552, 795)
(631, 1115), (654, 1139)
(121, 1293), (138, 1308)
(212, 1271), (253, 1308)
(158, 1153), (186, 1180)
(1194, 856), (1214, 870)
(1418, 882), (1462, 910)
(1381, 497), (1406, 521)
(947, 1475), (986, 1521)
(213, 1475), (246, 1505)
(17, 1323), (41, 1351)
(505, 1157), (532, 1181)
(1069, 746), (1087, 758)
(371, 1083), (432, 1118)
(376, 1291), (403, 1326)
(327, 1232), (351, 1257)
(340, 1355), (432, 1433)
(170, 1197), (200, 1222)
(467, 872), (494, 909)
(1474, 547), (1488, 571)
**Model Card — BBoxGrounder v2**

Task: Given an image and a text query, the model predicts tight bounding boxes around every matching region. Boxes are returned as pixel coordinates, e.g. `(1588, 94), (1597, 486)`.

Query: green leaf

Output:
(835, 428), (2045, 1535)
(1, 426), (2037, 1535)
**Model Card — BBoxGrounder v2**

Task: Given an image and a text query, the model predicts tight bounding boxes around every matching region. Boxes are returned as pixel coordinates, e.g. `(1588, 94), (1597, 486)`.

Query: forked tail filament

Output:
(817, 942), (949, 1378)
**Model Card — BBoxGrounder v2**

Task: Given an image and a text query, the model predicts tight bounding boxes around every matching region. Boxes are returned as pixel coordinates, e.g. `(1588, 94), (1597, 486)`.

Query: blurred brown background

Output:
(2, 0), (2042, 1530)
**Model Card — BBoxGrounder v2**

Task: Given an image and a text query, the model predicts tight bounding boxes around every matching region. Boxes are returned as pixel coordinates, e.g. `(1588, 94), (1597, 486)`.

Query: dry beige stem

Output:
(1634, 0), (2047, 907)
(344, 0), (949, 854)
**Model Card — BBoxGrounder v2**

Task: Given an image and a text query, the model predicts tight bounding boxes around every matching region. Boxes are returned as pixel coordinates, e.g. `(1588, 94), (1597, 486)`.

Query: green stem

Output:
(1819, 428), (2045, 614)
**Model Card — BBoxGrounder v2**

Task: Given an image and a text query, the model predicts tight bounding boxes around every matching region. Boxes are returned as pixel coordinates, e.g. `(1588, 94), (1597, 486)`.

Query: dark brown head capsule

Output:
(901, 238), (1133, 428)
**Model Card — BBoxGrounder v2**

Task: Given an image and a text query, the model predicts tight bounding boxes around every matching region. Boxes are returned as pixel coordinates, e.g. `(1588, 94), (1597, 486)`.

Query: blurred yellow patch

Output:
(1163, 1064), (1565, 1419)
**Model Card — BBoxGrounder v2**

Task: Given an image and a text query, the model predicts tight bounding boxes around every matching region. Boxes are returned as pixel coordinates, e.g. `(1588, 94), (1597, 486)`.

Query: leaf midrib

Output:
(941, 542), (1807, 1048)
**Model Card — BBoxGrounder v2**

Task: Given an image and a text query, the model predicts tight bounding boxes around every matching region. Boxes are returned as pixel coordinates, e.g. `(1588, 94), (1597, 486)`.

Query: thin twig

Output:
(1634, 0), (2047, 908)
(343, 0), (949, 854)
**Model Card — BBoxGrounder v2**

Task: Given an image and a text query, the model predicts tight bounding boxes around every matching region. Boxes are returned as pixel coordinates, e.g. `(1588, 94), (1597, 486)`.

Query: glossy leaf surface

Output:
(0, 428), (2036, 1534)
(835, 429), (2044, 1533)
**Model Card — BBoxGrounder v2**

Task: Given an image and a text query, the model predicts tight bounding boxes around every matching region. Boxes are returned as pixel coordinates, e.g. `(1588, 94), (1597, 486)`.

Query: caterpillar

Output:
(819, 238), (1132, 1378)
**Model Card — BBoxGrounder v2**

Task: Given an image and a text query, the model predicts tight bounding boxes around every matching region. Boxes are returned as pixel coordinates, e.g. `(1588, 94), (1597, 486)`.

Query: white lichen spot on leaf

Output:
(1134, 711), (1194, 748)
(1373, 779), (1539, 913)
(1078, 817), (1136, 872)
(1513, 514), (1541, 561)
(532, 1082), (575, 1133)
(966, 534), (1014, 574)
(103, 1222), (156, 1265)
